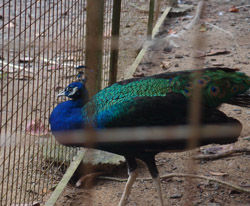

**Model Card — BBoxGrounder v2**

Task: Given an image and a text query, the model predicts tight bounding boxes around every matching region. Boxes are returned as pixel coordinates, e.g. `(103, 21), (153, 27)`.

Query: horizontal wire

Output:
(53, 124), (241, 144)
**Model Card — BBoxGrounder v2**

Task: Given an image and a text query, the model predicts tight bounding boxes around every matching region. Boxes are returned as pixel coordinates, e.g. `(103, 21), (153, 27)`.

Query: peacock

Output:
(50, 67), (250, 206)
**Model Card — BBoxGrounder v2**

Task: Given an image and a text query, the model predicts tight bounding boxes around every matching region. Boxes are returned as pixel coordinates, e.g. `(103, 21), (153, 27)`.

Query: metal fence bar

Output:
(108, 0), (121, 85)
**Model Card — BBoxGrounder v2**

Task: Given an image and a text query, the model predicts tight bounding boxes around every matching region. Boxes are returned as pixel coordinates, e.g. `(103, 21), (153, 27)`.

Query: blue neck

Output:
(49, 98), (86, 132)
(70, 98), (85, 107)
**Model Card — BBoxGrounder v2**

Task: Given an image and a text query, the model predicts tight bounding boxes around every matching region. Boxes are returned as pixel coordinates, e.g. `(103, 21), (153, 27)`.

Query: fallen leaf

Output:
(39, 188), (49, 195)
(170, 193), (182, 199)
(160, 60), (171, 70)
(209, 171), (228, 176)
(195, 49), (230, 58)
(229, 6), (239, 12)
(175, 54), (184, 59)
(199, 24), (207, 32)
(168, 29), (177, 35)
(206, 49), (230, 56)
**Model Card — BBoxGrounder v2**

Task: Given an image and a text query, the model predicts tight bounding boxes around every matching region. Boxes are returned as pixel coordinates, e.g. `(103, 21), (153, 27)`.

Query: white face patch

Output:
(68, 87), (78, 97)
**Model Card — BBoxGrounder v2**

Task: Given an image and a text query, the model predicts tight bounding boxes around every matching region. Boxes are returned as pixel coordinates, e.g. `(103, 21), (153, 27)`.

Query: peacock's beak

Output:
(57, 90), (66, 98)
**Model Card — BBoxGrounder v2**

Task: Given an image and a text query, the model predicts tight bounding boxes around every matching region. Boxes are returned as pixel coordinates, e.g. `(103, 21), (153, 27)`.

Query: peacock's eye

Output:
(211, 86), (220, 96)
(211, 86), (216, 92)
(67, 87), (73, 92)
(197, 78), (208, 88)
(232, 85), (239, 92)
(198, 79), (204, 85)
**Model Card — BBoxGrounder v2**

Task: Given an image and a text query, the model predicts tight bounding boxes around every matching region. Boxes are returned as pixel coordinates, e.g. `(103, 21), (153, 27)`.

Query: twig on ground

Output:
(160, 173), (250, 193)
(236, 5), (250, 9)
(194, 148), (250, 160)
(98, 173), (250, 193)
(205, 22), (234, 38)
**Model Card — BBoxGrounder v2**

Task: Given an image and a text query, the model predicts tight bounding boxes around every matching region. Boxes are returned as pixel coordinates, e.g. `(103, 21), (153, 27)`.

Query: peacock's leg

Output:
(119, 157), (138, 206)
(152, 175), (164, 206)
(143, 155), (164, 206)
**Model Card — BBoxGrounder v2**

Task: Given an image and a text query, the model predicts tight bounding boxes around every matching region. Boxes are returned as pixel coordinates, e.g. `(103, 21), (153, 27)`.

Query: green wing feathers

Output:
(85, 68), (250, 113)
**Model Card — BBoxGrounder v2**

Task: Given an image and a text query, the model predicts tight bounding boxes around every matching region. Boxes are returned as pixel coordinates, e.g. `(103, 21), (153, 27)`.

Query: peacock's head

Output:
(57, 81), (89, 103)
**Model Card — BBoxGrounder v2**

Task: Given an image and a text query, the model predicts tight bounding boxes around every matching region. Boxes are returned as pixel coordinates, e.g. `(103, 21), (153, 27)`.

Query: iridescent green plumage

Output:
(85, 68), (250, 116)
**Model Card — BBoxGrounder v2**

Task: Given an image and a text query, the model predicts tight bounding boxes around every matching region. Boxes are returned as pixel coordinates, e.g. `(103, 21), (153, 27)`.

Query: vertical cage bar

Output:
(147, 0), (155, 38)
(185, 1), (206, 205)
(108, 0), (121, 86)
(85, 0), (104, 96)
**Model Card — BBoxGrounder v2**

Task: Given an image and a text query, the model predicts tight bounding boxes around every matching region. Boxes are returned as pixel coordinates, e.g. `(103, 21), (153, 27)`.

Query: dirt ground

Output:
(53, 0), (250, 205)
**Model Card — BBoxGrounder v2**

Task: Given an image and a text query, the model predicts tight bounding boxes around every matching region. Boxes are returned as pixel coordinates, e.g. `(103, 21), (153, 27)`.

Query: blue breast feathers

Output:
(49, 100), (85, 132)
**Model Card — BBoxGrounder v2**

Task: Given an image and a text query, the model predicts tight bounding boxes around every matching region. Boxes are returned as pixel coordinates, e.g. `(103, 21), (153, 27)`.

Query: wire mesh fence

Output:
(0, 0), (164, 205)
(0, 0), (86, 205)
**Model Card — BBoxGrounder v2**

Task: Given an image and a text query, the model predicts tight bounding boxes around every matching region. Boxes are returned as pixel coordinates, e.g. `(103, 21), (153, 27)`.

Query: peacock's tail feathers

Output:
(182, 68), (250, 108)
(226, 89), (250, 108)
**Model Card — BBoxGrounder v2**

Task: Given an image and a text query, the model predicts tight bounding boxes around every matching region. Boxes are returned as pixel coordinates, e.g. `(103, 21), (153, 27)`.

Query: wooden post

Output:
(85, 0), (104, 97)
(147, 0), (155, 39)
(109, 0), (122, 86)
